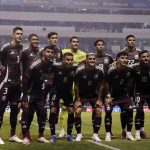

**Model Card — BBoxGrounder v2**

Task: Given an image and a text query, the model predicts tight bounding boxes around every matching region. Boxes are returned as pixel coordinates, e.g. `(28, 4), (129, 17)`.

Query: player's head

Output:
(42, 46), (55, 61)
(63, 52), (74, 68)
(139, 50), (150, 65)
(28, 33), (39, 48)
(116, 51), (128, 67)
(47, 32), (58, 47)
(126, 34), (136, 48)
(86, 53), (96, 68)
(94, 39), (105, 53)
(12, 26), (23, 43)
(70, 36), (79, 51)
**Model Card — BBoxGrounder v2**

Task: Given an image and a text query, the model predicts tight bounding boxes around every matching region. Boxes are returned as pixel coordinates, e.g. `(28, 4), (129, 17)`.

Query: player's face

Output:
(48, 35), (58, 46)
(43, 49), (54, 61)
(13, 30), (23, 43)
(29, 36), (39, 48)
(63, 55), (74, 68)
(96, 41), (105, 53)
(87, 55), (96, 67)
(70, 38), (79, 50)
(126, 37), (135, 48)
(117, 55), (128, 66)
(140, 52), (150, 65)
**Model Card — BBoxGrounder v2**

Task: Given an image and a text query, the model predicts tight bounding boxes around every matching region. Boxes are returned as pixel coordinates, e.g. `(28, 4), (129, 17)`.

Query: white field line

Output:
(86, 140), (121, 150)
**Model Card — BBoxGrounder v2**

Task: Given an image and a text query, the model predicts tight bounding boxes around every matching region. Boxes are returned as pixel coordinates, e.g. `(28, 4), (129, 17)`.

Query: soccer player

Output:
(120, 35), (144, 139)
(105, 51), (135, 141)
(20, 33), (40, 141)
(0, 27), (23, 144)
(74, 53), (107, 142)
(49, 52), (77, 142)
(95, 39), (114, 74)
(94, 39), (114, 137)
(133, 50), (150, 140)
(21, 46), (55, 144)
(59, 36), (86, 137)
(61, 36), (86, 64)
(0, 65), (8, 144)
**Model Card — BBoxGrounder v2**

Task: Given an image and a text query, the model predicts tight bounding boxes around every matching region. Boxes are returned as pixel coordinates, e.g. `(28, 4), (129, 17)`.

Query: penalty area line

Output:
(86, 140), (121, 150)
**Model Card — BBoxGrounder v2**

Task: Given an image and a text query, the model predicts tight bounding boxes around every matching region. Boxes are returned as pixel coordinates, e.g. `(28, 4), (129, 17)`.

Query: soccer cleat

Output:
(140, 130), (148, 139)
(126, 132), (136, 141)
(0, 137), (4, 144)
(135, 131), (141, 141)
(22, 137), (30, 145)
(50, 135), (57, 142)
(75, 133), (83, 142)
(58, 130), (65, 138)
(38, 137), (50, 143)
(105, 132), (111, 141)
(92, 133), (102, 142)
(110, 132), (115, 138)
(67, 135), (73, 141)
(9, 135), (22, 143)
(121, 130), (126, 139)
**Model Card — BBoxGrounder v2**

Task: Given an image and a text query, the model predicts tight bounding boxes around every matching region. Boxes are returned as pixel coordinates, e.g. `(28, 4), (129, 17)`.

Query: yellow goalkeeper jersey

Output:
(61, 49), (86, 63)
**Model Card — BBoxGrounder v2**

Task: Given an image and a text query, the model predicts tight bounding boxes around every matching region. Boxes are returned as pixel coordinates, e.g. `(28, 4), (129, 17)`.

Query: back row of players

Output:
(0, 26), (149, 145)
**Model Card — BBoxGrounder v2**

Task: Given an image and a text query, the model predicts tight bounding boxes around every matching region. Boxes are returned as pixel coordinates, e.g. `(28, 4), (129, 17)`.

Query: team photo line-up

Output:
(0, 26), (150, 145)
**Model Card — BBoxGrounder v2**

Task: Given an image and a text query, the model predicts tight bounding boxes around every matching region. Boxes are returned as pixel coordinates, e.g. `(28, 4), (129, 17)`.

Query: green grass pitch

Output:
(0, 112), (150, 150)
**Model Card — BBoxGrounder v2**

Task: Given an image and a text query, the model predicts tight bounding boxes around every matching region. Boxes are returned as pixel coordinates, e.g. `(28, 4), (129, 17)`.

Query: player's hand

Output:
(18, 102), (22, 109)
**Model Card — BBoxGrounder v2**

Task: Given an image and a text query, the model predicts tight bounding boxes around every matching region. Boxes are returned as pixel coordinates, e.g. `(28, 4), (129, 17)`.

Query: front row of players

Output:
(20, 49), (150, 143)
(0, 47), (150, 144)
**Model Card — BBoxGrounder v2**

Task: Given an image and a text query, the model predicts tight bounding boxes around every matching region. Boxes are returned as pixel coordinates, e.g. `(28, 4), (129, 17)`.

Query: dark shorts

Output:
(50, 92), (74, 107)
(80, 98), (98, 108)
(105, 97), (133, 112)
(0, 83), (21, 104)
(135, 95), (150, 109)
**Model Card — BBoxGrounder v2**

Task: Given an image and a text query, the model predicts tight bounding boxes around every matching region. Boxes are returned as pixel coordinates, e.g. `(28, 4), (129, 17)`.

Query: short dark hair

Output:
(139, 50), (149, 57)
(63, 52), (73, 59)
(43, 45), (55, 51)
(126, 35), (135, 41)
(94, 39), (105, 47)
(13, 26), (23, 33)
(47, 32), (58, 39)
(70, 36), (79, 43)
(28, 33), (38, 41)
(86, 52), (95, 59)
(116, 51), (128, 60)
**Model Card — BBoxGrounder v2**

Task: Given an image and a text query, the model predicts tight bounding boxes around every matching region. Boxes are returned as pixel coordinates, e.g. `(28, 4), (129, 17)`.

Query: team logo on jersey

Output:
(82, 75), (86, 79)
(104, 58), (109, 64)
(10, 51), (15, 54)
(126, 72), (130, 77)
(58, 71), (62, 75)
(135, 55), (139, 59)
(94, 74), (98, 79)
(30, 53), (33, 57)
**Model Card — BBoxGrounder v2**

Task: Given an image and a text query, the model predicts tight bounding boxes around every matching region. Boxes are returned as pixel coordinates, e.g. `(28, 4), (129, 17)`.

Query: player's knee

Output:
(95, 108), (102, 117)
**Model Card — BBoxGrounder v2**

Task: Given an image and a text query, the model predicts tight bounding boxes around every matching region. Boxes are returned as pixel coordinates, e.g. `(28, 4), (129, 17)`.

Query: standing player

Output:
(59, 36), (86, 137)
(94, 39), (114, 137)
(74, 53), (107, 142)
(105, 51), (135, 141)
(95, 39), (114, 74)
(61, 36), (86, 65)
(120, 35), (145, 139)
(133, 50), (150, 140)
(21, 46), (55, 145)
(0, 27), (23, 143)
(49, 52), (77, 142)
(20, 33), (40, 141)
